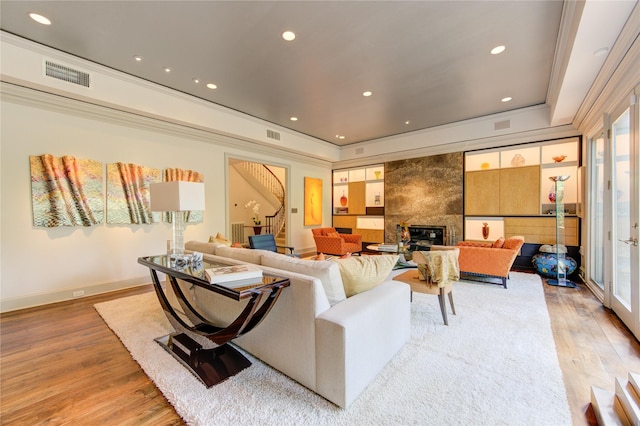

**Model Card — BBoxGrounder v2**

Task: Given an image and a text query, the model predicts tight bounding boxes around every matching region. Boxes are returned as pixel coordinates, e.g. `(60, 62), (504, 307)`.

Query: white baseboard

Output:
(0, 276), (151, 313)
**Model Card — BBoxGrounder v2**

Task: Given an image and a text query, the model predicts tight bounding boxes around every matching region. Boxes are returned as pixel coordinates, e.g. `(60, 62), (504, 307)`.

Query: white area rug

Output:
(95, 272), (572, 425)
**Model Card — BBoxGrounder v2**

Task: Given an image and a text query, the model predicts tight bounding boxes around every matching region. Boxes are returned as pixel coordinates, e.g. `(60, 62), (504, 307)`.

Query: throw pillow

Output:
(326, 232), (340, 238)
(334, 255), (398, 297)
(261, 255), (347, 305)
(209, 232), (232, 246)
(492, 237), (505, 248)
(503, 236), (524, 250)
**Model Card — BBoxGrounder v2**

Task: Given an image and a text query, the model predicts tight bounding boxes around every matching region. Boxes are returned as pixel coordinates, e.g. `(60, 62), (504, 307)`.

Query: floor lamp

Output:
(150, 181), (205, 261)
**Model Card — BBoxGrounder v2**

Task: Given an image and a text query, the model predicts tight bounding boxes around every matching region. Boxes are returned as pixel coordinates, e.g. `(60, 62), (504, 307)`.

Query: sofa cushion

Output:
(215, 245), (265, 264)
(261, 255), (346, 305)
(492, 237), (505, 248)
(334, 255), (399, 297)
(185, 240), (221, 255)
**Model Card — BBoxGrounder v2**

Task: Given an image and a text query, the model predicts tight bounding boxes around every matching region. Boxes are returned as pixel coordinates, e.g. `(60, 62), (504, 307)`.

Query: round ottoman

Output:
(532, 253), (577, 278)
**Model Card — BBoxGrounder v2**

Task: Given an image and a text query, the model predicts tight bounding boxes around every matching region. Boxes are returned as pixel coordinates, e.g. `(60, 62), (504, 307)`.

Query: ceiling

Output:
(0, 1), (624, 146)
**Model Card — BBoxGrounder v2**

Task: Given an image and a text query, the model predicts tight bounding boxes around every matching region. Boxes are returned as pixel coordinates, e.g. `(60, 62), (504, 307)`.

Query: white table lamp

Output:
(150, 181), (205, 258)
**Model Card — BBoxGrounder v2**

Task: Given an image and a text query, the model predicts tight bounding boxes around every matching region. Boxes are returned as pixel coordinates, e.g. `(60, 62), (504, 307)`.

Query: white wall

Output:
(0, 88), (331, 311)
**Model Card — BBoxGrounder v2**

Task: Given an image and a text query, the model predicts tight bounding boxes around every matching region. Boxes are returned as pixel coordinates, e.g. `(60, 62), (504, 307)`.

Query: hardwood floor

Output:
(1, 276), (638, 425)
(544, 277), (640, 425)
(0, 285), (182, 425)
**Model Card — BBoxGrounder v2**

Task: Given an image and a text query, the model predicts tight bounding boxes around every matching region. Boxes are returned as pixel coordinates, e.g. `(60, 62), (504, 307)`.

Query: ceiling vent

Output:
(45, 61), (90, 87)
(494, 120), (511, 130)
(266, 129), (281, 141)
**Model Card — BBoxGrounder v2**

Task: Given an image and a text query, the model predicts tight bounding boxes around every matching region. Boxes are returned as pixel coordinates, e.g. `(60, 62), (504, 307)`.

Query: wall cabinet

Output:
(464, 137), (580, 245)
(465, 165), (540, 216)
(332, 165), (385, 243)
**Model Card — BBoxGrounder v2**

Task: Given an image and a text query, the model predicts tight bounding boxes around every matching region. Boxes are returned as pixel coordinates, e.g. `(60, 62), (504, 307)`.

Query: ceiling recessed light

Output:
(339, 136), (345, 140)
(491, 45), (506, 55)
(501, 97), (512, 102)
(405, 120), (411, 125)
(29, 13), (51, 25)
(193, 78), (200, 83)
(164, 67), (171, 73)
(206, 83), (217, 90)
(593, 47), (609, 57)
(363, 91), (372, 97)
(290, 117), (298, 121)
(282, 31), (296, 41)
(133, 55), (143, 62)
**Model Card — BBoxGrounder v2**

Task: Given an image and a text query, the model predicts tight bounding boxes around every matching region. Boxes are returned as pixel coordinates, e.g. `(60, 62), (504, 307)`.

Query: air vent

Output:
(45, 61), (90, 87)
(494, 120), (511, 130)
(355, 147), (364, 155)
(266, 129), (281, 141)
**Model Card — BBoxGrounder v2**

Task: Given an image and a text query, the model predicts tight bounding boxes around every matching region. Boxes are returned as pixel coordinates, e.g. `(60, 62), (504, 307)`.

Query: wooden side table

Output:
(138, 255), (290, 386)
(393, 269), (456, 325)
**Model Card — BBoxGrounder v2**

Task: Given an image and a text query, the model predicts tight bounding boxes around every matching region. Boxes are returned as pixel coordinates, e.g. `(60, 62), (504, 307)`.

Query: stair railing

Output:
(237, 162), (286, 237)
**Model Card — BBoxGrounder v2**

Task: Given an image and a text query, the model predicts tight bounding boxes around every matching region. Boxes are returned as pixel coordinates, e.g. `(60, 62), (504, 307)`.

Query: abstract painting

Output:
(106, 162), (161, 224)
(304, 177), (322, 226)
(30, 154), (104, 227)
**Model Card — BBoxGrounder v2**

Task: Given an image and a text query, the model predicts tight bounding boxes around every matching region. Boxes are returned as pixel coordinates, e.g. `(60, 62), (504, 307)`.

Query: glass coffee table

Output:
(138, 255), (290, 387)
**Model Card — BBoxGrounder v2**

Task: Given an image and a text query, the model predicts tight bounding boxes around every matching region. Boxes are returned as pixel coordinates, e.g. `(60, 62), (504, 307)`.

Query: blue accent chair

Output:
(248, 234), (297, 256)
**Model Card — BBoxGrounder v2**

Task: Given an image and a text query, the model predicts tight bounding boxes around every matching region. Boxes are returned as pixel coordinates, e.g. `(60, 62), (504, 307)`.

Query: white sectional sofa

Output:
(181, 240), (411, 408)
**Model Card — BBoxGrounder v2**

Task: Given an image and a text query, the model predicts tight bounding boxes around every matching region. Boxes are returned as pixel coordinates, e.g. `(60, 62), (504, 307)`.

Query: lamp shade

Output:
(150, 181), (205, 212)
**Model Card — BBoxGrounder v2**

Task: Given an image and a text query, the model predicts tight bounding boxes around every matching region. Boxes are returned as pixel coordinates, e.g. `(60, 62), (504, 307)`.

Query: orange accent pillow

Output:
(503, 237), (524, 250)
(327, 232), (340, 238)
(492, 237), (505, 248)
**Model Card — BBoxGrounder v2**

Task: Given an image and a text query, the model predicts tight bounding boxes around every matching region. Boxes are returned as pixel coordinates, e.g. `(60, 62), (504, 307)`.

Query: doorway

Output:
(227, 158), (288, 246)
(588, 89), (639, 339)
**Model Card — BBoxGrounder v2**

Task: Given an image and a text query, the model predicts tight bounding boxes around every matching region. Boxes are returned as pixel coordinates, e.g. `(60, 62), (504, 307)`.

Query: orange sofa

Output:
(456, 236), (525, 288)
(311, 227), (362, 255)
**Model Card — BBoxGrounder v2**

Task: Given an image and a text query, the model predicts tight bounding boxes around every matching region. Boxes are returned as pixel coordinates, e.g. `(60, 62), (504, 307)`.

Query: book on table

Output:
(204, 264), (263, 287)
(377, 244), (399, 252)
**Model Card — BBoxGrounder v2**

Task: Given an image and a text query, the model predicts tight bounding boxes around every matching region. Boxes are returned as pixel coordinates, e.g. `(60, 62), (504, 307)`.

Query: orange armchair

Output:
(311, 227), (362, 256)
(456, 236), (525, 288)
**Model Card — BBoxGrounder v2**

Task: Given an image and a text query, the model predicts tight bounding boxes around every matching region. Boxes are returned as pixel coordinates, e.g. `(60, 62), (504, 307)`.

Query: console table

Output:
(138, 255), (290, 387)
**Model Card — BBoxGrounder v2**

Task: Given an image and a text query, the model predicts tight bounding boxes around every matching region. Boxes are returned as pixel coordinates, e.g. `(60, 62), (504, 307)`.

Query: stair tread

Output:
(629, 373), (640, 395)
(591, 386), (632, 426)
(615, 377), (640, 425)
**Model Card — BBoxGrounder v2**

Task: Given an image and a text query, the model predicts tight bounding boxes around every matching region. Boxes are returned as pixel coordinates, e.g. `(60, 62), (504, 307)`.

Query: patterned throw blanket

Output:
(411, 250), (460, 288)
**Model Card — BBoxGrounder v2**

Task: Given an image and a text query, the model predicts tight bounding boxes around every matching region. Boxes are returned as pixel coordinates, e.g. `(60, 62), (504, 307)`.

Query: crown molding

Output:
(0, 31), (340, 163)
(0, 82), (333, 169)
(332, 124), (579, 169)
(574, 3), (640, 134)
(546, 0), (584, 122)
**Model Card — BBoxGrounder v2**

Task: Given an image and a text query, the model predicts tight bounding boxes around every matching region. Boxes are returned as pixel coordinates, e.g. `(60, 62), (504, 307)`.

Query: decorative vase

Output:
(548, 184), (557, 203)
(374, 171), (381, 179)
(511, 154), (525, 167)
(253, 226), (262, 235)
(482, 223), (490, 240)
(340, 191), (348, 207)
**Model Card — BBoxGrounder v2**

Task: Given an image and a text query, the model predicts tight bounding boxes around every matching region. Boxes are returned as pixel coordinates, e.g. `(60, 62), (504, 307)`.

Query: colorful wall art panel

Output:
(30, 154), (104, 227)
(106, 162), (161, 224)
(304, 177), (322, 226)
(163, 168), (204, 223)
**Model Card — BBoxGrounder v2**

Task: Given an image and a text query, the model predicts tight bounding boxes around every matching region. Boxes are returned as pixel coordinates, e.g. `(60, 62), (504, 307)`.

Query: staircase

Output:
(591, 372), (640, 425)
(233, 161), (286, 239)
